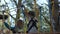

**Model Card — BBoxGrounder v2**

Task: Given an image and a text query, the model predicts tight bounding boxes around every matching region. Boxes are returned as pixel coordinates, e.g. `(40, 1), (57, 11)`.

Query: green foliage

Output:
(0, 0), (51, 32)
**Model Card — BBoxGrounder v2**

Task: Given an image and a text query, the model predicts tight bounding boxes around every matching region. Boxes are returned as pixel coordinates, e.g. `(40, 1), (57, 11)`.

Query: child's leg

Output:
(34, 25), (38, 30)
(27, 25), (33, 33)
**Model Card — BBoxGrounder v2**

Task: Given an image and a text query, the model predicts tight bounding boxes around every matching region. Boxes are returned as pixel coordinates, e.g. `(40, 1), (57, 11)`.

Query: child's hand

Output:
(2, 19), (5, 23)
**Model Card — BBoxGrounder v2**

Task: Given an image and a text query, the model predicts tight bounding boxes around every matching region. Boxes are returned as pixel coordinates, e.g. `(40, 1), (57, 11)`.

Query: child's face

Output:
(16, 20), (23, 29)
(28, 14), (34, 18)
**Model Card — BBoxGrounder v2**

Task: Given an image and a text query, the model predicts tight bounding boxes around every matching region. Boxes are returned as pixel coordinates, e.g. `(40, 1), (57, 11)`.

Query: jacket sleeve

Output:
(4, 22), (15, 30)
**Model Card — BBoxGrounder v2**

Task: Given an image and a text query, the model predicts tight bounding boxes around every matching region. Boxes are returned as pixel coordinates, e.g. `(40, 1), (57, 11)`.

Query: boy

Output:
(27, 11), (38, 33)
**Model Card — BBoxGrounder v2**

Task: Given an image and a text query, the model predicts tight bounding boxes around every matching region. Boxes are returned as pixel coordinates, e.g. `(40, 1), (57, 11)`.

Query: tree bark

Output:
(33, 0), (39, 18)
(51, 0), (60, 32)
(15, 0), (22, 23)
(33, 0), (40, 32)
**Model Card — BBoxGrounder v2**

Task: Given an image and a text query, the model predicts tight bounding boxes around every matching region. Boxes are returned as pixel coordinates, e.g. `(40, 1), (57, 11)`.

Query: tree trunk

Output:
(51, 0), (60, 32)
(54, 0), (60, 32)
(33, 0), (39, 18)
(15, 0), (22, 23)
(49, 0), (54, 32)
(33, 0), (40, 32)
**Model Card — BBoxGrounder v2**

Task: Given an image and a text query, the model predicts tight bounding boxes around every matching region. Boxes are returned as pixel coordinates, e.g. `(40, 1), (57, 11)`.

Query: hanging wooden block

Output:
(0, 14), (8, 19)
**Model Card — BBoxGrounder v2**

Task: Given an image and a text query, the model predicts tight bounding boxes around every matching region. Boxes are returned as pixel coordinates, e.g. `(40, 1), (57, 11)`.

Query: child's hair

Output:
(17, 19), (23, 23)
(28, 11), (35, 17)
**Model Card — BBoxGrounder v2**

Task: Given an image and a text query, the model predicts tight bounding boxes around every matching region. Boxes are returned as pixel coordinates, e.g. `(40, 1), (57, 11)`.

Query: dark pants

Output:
(27, 24), (38, 33)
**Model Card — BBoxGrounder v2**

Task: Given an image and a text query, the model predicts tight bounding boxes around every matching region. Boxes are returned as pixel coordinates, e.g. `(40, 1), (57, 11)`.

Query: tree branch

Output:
(43, 15), (51, 26)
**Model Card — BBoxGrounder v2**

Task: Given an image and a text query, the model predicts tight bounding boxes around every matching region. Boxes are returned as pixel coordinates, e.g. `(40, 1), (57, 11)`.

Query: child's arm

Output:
(4, 22), (15, 30)
(34, 17), (38, 22)
(4, 22), (11, 29)
(4, 22), (16, 33)
(27, 20), (32, 27)
(27, 21), (30, 27)
(3, 20), (15, 30)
